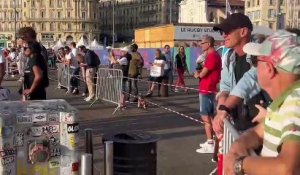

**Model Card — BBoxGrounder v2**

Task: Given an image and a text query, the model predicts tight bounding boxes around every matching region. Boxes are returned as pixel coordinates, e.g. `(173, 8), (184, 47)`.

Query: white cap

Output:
(106, 46), (112, 50)
(120, 47), (129, 52)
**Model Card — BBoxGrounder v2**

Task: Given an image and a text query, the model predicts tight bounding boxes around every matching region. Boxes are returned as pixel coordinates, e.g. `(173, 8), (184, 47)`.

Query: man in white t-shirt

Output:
(0, 48), (5, 85)
(64, 46), (79, 94)
(70, 42), (78, 58)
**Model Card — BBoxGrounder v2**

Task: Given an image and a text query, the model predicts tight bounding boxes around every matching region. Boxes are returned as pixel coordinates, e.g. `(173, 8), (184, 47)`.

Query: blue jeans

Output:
(199, 93), (216, 116)
(70, 67), (80, 89)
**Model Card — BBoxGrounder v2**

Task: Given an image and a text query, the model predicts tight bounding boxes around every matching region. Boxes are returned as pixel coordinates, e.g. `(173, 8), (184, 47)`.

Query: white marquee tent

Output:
(76, 37), (89, 48)
(89, 39), (104, 49)
(52, 40), (65, 50)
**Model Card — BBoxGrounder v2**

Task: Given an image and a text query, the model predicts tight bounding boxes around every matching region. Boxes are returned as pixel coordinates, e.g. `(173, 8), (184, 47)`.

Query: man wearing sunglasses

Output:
(224, 30), (300, 175)
(212, 13), (267, 134)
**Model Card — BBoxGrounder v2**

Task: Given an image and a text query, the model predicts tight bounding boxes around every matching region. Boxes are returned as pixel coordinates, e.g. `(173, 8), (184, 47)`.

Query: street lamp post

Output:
(112, 0), (115, 48)
(14, 0), (17, 45)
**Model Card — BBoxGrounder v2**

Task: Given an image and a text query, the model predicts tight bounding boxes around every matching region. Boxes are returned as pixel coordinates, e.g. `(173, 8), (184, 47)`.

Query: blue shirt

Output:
(220, 50), (261, 100)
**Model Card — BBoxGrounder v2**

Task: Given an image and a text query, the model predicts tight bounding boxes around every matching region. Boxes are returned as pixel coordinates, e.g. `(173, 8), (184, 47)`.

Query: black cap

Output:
(213, 13), (253, 34)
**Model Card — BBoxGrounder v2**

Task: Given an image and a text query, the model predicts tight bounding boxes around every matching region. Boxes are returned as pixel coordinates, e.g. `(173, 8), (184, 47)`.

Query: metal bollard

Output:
(85, 129), (94, 175)
(104, 141), (113, 175)
(81, 154), (93, 175)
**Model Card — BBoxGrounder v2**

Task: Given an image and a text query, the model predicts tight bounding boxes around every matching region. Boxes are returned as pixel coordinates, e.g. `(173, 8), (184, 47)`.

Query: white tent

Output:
(77, 37), (89, 48)
(252, 26), (274, 36)
(89, 39), (104, 49)
(52, 40), (65, 50)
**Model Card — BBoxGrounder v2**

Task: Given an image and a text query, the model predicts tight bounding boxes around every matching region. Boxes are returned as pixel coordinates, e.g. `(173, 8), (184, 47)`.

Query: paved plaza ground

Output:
(3, 70), (216, 175)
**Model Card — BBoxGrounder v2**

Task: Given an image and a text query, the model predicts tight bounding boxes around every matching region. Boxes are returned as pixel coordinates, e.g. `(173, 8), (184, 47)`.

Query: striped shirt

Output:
(261, 81), (300, 157)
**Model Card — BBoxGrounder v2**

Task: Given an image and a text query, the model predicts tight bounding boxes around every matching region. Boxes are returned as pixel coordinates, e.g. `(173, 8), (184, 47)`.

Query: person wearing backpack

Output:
(128, 43), (143, 102)
(78, 45), (100, 102)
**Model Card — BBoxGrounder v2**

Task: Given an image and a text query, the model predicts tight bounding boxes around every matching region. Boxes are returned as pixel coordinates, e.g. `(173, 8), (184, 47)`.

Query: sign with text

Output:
(174, 26), (223, 41)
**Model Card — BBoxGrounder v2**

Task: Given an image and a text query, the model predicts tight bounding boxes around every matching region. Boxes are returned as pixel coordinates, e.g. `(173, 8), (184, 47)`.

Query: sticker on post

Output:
(0, 126), (14, 138)
(49, 160), (60, 168)
(32, 113), (47, 123)
(31, 125), (59, 137)
(48, 114), (59, 122)
(1, 156), (15, 166)
(14, 133), (24, 147)
(60, 113), (75, 123)
(17, 115), (32, 124)
(67, 123), (79, 134)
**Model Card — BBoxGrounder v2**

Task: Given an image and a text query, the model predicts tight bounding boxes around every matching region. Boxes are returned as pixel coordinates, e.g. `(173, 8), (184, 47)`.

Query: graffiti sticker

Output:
(49, 160), (60, 168)
(32, 113), (47, 123)
(1, 156), (15, 166)
(14, 133), (24, 147)
(17, 115), (32, 124)
(67, 123), (79, 134)
(50, 148), (61, 157)
(31, 125), (59, 137)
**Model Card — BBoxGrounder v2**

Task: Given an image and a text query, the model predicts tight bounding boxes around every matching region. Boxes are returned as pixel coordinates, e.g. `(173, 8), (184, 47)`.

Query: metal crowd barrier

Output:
(57, 63), (71, 92)
(5, 60), (18, 78)
(94, 68), (123, 114)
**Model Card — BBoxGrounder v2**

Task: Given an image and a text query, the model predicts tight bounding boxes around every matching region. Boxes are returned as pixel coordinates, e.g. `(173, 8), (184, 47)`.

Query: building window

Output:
(31, 10), (35, 18)
(24, 2), (26, 7)
(32, 23), (35, 29)
(94, 13), (96, 19)
(94, 24), (97, 29)
(81, 0), (86, 7)
(257, 0), (260, 5)
(298, 11), (300, 18)
(67, 0), (72, 7)
(58, 23), (61, 30)
(31, 0), (35, 7)
(58, 11), (61, 18)
(50, 0), (54, 7)
(50, 23), (54, 31)
(82, 24), (86, 30)
(67, 11), (71, 18)
(68, 23), (71, 30)
(268, 9), (275, 18)
(41, 11), (45, 18)
(247, 0), (250, 7)
(268, 22), (274, 29)
(41, 23), (45, 30)
(82, 12), (86, 19)
(57, 0), (62, 7)
(41, 0), (45, 7)
(269, 0), (275, 5)
(50, 11), (54, 19)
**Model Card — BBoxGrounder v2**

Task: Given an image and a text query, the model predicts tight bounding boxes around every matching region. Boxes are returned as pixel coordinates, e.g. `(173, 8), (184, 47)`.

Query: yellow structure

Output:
(135, 24), (223, 48)
(244, 0), (300, 30)
(0, 0), (101, 47)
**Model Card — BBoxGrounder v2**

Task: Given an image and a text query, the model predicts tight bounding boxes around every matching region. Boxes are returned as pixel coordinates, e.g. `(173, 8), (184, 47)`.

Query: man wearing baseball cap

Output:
(213, 13), (266, 133)
(224, 30), (300, 175)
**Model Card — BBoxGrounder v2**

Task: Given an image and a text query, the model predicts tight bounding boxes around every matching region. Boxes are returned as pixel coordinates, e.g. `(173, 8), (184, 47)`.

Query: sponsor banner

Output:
(174, 26), (223, 41)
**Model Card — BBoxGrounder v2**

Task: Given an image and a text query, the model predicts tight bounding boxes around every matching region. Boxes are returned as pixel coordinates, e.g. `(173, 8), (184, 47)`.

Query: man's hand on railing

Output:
(212, 110), (229, 134)
(251, 104), (267, 123)
(224, 142), (249, 175)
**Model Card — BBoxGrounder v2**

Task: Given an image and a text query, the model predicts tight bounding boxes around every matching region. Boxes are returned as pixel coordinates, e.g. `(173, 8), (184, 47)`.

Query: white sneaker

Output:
(84, 96), (94, 102)
(199, 140), (214, 148)
(196, 144), (214, 154)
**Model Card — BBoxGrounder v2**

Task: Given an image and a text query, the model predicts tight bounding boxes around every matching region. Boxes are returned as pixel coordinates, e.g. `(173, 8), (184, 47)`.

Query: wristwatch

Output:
(218, 105), (231, 114)
(234, 156), (246, 175)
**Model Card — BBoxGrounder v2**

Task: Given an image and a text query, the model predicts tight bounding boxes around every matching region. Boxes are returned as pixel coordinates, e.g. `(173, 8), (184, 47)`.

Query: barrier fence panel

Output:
(94, 68), (123, 114)
(5, 60), (18, 79)
(221, 119), (257, 175)
(57, 63), (70, 91)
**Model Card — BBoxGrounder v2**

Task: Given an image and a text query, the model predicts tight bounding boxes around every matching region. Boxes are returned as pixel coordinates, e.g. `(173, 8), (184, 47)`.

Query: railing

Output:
(93, 68), (123, 114)
(57, 63), (71, 92)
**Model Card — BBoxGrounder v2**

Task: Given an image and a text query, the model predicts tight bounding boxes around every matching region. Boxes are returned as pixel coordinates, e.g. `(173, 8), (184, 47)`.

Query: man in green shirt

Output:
(224, 30), (300, 175)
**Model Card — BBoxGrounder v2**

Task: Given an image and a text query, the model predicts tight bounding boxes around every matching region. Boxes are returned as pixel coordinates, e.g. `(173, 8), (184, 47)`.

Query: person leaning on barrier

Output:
(224, 30), (300, 175)
(64, 46), (80, 94)
(76, 53), (89, 97)
(111, 47), (132, 106)
(212, 13), (270, 133)
(128, 43), (143, 102)
(78, 45), (99, 102)
(22, 41), (49, 100)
